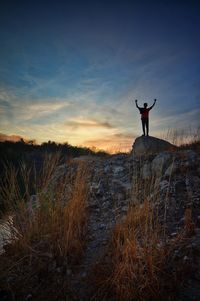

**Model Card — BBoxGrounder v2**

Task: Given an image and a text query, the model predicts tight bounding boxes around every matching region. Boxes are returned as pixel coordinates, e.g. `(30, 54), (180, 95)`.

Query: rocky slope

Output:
(1, 136), (200, 300)
(45, 136), (200, 300)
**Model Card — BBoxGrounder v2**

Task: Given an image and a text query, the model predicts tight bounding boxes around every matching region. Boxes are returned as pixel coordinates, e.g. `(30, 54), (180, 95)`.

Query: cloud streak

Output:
(0, 87), (71, 123)
(65, 118), (114, 130)
(83, 132), (135, 153)
(0, 132), (32, 143)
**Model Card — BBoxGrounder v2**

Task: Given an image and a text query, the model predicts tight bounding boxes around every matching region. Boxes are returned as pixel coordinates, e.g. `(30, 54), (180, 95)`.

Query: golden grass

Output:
(90, 163), (194, 301)
(91, 201), (193, 301)
(0, 155), (89, 300)
(159, 126), (200, 147)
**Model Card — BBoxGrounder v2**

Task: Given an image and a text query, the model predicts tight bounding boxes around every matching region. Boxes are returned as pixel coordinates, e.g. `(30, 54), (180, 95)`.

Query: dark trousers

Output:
(141, 118), (149, 136)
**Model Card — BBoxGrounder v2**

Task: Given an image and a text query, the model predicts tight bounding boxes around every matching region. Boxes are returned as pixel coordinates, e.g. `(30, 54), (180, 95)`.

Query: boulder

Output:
(140, 152), (174, 179)
(132, 136), (176, 157)
(151, 152), (173, 177)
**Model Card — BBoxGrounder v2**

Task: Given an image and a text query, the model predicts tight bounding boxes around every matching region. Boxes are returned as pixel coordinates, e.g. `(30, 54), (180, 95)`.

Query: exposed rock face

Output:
(132, 136), (176, 156)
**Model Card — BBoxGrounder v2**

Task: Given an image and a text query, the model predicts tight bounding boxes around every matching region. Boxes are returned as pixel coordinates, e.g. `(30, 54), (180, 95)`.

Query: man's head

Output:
(144, 103), (148, 108)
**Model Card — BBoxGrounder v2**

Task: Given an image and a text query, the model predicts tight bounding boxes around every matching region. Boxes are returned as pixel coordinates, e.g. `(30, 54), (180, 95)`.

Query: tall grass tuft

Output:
(160, 126), (200, 147)
(0, 154), (89, 300)
(91, 203), (193, 301)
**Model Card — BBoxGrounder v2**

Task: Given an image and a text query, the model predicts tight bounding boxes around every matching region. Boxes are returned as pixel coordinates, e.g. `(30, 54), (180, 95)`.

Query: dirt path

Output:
(71, 156), (131, 299)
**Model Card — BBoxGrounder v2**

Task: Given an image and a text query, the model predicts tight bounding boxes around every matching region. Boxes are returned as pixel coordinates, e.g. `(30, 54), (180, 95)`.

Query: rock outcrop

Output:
(132, 135), (176, 156)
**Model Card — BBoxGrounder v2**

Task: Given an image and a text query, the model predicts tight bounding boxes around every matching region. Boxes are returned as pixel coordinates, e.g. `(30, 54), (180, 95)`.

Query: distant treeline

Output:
(0, 139), (108, 171)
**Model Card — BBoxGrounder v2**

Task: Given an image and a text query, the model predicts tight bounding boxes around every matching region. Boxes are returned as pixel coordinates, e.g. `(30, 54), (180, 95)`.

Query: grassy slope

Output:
(0, 139), (199, 300)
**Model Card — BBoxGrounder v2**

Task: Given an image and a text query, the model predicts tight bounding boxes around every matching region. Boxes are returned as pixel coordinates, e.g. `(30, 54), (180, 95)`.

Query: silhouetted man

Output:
(135, 99), (157, 136)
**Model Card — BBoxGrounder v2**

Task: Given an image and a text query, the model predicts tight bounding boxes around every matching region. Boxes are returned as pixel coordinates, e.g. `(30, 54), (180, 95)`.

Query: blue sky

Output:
(0, 0), (199, 151)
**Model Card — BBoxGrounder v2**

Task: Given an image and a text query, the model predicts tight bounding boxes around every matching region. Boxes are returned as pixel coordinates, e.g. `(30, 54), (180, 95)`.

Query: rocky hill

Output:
(1, 136), (200, 300)
(45, 136), (200, 300)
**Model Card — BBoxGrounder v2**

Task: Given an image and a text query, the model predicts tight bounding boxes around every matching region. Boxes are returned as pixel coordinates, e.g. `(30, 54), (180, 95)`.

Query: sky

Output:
(0, 0), (199, 152)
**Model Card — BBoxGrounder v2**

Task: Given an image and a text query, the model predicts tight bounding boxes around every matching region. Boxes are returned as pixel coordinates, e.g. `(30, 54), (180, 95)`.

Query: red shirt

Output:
(139, 108), (151, 119)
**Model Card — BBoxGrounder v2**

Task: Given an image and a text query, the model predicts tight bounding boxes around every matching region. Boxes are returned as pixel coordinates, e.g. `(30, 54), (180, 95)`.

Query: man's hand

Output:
(154, 99), (157, 102)
(135, 99), (138, 103)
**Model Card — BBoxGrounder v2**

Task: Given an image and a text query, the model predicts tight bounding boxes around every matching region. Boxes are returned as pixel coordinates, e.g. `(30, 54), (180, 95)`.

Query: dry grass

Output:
(159, 126), (200, 147)
(90, 162), (194, 301)
(0, 154), (89, 300)
(91, 201), (193, 301)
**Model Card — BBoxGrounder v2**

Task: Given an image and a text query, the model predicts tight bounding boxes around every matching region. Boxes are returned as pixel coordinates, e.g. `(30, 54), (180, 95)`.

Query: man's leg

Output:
(146, 118), (149, 136)
(142, 119), (145, 136)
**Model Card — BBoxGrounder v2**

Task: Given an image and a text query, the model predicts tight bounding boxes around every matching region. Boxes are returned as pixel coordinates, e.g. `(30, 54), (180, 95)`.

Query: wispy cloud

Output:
(0, 132), (31, 143)
(82, 132), (135, 153)
(151, 108), (200, 130)
(0, 87), (71, 122)
(22, 101), (70, 121)
(65, 117), (114, 130)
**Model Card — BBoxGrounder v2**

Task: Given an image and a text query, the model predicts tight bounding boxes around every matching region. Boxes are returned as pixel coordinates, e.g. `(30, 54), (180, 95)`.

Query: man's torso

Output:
(139, 108), (150, 119)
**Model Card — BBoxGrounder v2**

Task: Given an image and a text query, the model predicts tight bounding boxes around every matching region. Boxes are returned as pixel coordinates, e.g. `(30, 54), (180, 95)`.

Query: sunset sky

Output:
(0, 0), (199, 151)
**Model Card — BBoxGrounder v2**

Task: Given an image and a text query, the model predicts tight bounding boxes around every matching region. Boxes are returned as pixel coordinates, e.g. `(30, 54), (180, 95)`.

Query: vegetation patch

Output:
(90, 202), (194, 301)
(0, 155), (89, 300)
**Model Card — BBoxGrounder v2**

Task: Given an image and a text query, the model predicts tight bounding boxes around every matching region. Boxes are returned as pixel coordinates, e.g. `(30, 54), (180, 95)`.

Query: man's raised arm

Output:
(149, 99), (157, 110)
(135, 99), (140, 109)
